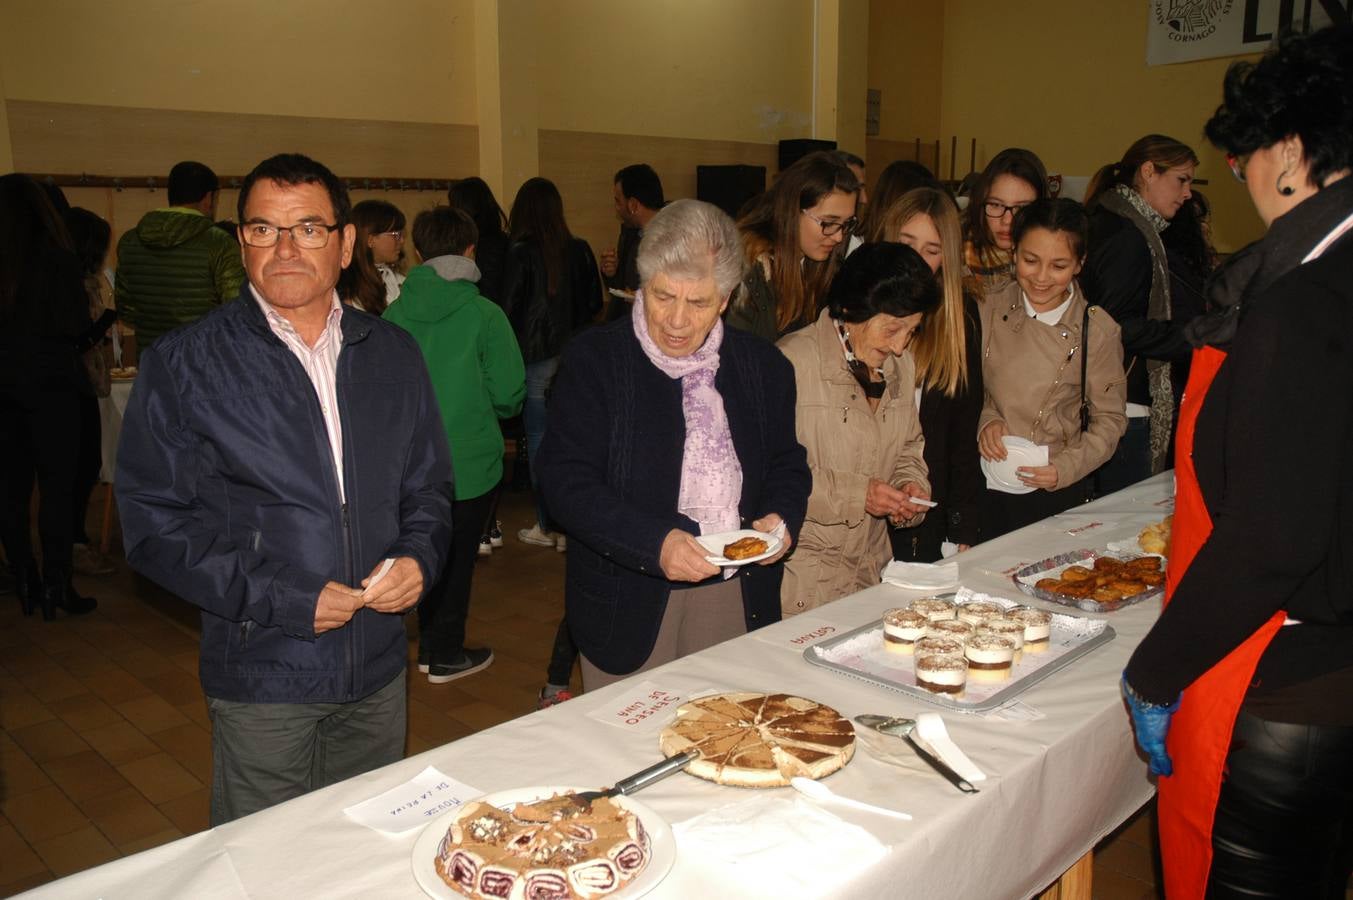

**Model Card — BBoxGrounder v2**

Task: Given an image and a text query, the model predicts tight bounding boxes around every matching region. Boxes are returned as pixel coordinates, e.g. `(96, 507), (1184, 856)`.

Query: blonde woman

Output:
(880, 187), (984, 560)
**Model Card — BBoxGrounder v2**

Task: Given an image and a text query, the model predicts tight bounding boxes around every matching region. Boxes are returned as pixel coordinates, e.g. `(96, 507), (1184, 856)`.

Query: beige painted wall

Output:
(0, 0), (477, 125)
(536, 0), (814, 145)
(937, 0), (1262, 251)
(867, 0), (944, 149)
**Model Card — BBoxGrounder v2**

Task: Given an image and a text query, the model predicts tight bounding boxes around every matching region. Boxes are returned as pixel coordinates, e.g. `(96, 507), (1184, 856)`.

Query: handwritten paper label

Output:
(750, 616), (840, 652)
(586, 680), (684, 733)
(342, 766), (480, 834)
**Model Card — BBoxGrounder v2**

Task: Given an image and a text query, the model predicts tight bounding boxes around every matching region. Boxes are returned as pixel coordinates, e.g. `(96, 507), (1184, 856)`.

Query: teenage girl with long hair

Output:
(880, 187), (984, 560)
(727, 151), (859, 341)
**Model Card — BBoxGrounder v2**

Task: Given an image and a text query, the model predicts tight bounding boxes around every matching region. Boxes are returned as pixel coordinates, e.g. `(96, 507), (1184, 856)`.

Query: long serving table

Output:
(24, 474), (1174, 900)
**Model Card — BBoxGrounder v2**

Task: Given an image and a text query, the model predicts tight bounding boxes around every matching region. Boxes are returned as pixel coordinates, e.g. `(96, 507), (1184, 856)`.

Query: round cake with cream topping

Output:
(434, 793), (650, 899)
(658, 692), (855, 788)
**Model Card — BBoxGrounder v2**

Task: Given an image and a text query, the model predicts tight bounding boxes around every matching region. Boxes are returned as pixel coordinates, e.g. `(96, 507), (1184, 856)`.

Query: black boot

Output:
(41, 576), (97, 620)
(13, 561), (41, 617)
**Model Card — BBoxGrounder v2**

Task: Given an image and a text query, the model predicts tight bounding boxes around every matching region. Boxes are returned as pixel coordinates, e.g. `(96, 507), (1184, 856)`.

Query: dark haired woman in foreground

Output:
(977, 199), (1126, 538)
(1123, 25), (1353, 899)
(777, 242), (936, 615)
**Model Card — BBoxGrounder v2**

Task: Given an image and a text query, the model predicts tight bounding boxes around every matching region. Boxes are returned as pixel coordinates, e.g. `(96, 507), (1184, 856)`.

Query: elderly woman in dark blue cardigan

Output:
(538, 199), (811, 690)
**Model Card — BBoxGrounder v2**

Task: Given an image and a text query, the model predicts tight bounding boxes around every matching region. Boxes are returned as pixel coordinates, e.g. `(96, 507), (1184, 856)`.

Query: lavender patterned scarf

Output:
(632, 290), (743, 535)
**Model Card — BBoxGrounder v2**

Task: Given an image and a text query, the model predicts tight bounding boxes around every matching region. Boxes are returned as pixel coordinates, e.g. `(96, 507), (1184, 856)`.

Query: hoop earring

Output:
(1277, 172), (1296, 197)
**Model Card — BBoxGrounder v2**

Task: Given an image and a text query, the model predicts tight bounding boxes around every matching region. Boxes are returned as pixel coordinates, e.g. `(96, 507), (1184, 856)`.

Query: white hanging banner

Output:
(1145, 0), (1341, 67)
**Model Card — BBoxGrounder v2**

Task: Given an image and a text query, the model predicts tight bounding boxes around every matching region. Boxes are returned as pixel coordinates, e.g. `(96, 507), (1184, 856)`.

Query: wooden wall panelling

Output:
(8, 100), (477, 185)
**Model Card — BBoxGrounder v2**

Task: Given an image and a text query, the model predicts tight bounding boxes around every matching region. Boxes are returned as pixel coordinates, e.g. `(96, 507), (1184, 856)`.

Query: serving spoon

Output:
(789, 776), (912, 821)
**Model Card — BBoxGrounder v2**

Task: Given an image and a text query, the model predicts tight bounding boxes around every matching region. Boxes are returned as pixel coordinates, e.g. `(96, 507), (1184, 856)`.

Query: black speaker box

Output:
(696, 165), (767, 219)
(778, 138), (837, 172)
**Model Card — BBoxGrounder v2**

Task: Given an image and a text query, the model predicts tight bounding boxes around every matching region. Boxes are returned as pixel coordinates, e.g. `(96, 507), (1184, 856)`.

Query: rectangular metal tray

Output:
(802, 602), (1116, 712)
(1013, 549), (1164, 613)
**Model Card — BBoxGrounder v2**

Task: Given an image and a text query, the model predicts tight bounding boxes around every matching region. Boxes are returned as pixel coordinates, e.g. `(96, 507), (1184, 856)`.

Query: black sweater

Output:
(1125, 232), (1353, 720)
(892, 296), (985, 559)
(1081, 207), (1192, 406)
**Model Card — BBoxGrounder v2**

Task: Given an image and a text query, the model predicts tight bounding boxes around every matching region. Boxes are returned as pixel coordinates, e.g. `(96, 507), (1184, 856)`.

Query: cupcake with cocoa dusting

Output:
(882, 608), (928, 654)
(909, 596), (957, 622)
(956, 600), (1003, 626)
(965, 632), (1017, 682)
(916, 653), (967, 695)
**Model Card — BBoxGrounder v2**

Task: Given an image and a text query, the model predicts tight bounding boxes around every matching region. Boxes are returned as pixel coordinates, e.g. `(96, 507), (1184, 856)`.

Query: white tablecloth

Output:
(24, 475), (1175, 900)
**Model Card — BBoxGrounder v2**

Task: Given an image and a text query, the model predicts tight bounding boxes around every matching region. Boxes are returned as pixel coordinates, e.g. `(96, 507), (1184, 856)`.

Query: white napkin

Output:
(914, 713), (987, 782)
(880, 559), (959, 590)
(673, 795), (886, 896)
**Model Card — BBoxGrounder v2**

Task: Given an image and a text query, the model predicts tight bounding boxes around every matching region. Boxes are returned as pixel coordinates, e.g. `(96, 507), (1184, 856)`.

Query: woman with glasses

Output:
(978, 199), (1126, 538)
(880, 187), (985, 561)
(340, 199), (407, 313)
(777, 242), (936, 615)
(1082, 135), (1200, 493)
(727, 151), (859, 342)
(962, 148), (1048, 299)
(1122, 26), (1353, 899)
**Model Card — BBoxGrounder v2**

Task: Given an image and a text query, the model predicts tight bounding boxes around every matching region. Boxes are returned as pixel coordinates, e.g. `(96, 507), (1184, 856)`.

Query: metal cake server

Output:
(572, 749), (700, 806)
(855, 715), (979, 794)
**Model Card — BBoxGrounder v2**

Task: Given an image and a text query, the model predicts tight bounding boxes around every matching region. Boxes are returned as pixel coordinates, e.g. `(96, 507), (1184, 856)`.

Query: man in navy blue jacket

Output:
(116, 154), (453, 824)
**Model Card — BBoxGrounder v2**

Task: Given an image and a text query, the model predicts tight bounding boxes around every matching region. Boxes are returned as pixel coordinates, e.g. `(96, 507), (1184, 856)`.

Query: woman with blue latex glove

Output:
(1122, 25), (1353, 899)
(1120, 676), (1178, 777)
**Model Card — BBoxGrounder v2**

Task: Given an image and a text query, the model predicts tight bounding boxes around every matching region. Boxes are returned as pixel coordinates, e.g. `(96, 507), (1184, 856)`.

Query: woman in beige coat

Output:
(778, 243), (937, 615)
(979, 199), (1127, 538)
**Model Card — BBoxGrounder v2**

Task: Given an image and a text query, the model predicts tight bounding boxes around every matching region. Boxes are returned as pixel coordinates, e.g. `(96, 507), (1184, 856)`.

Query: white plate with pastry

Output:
(412, 785), (675, 899)
(697, 529), (782, 566)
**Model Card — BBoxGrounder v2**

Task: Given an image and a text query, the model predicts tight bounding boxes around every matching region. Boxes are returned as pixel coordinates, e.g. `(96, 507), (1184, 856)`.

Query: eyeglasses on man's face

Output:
(241, 221), (341, 249)
(1226, 153), (1250, 184)
(802, 209), (858, 237)
(984, 199), (1032, 220)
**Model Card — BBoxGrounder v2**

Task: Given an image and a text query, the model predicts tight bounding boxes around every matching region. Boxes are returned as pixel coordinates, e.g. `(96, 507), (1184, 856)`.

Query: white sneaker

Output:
(517, 524), (556, 547)
(478, 536), (492, 557)
(555, 535), (567, 553)
(488, 521), (505, 548)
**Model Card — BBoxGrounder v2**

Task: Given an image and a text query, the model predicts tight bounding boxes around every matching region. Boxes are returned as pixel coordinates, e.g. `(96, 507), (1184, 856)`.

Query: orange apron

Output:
(1157, 346), (1286, 899)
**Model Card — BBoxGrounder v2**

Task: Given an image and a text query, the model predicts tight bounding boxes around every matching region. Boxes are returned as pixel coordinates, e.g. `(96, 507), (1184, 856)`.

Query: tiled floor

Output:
(3, 484), (1176, 898)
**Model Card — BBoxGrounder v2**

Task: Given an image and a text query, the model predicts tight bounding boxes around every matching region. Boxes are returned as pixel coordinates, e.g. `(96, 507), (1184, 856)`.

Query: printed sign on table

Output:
(749, 615), (842, 653)
(342, 766), (480, 834)
(586, 680), (685, 734)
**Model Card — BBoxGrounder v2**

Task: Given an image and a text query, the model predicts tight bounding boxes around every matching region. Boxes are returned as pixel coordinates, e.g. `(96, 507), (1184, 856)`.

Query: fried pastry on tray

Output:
(1060, 565), (1095, 582)
(1123, 555), (1162, 573)
(1092, 557), (1124, 573)
(1054, 581), (1096, 599)
(1035, 578), (1063, 591)
(1138, 571), (1165, 587)
(1109, 578), (1147, 595)
(1093, 586), (1125, 603)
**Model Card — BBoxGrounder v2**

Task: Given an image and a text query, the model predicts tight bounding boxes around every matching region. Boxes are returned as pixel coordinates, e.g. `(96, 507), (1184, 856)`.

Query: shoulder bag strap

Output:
(1080, 303), (1091, 433)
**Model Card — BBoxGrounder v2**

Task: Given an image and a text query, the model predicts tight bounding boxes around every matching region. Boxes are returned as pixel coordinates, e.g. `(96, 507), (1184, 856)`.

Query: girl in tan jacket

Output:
(778, 243), (937, 615)
(978, 199), (1127, 538)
